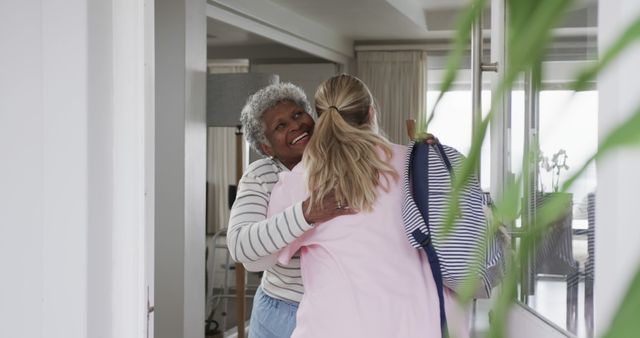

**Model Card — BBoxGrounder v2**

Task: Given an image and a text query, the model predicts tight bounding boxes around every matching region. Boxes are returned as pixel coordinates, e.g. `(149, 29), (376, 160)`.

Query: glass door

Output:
(508, 1), (599, 336)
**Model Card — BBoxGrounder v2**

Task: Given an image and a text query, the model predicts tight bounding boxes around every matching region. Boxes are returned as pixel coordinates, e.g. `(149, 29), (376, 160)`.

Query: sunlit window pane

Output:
(426, 90), (492, 190)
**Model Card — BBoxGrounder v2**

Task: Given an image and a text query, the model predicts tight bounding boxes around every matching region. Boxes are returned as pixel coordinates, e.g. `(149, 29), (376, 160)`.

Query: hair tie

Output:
(328, 105), (340, 112)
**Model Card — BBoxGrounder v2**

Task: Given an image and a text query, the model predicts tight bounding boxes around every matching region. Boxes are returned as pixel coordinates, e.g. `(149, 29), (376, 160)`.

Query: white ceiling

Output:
(207, 0), (597, 62)
(268, 0), (431, 40)
(207, 19), (273, 46)
(207, 0), (468, 49)
(267, 0), (475, 38)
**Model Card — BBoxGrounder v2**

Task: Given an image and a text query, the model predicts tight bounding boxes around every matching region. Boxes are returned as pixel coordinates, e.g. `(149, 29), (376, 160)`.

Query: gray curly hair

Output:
(240, 82), (314, 156)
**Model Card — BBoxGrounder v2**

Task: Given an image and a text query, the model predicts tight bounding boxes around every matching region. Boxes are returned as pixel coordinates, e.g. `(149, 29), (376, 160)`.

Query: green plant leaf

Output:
(420, 0), (640, 336)
(562, 104), (640, 191)
(573, 15), (640, 91)
(598, 105), (640, 154)
(601, 265), (640, 338)
(487, 253), (518, 338)
(419, 0), (487, 135)
(493, 175), (522, 223)
(507, 0), (573, 79)
(441, 116), (489, 235)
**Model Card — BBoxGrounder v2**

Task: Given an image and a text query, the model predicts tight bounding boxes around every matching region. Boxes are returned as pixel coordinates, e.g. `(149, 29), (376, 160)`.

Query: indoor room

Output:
(2, 0), (639, 338)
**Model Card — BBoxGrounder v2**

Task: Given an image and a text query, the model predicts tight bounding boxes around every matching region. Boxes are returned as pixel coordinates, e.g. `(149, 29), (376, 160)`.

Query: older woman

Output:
(227, 82), (354, 338)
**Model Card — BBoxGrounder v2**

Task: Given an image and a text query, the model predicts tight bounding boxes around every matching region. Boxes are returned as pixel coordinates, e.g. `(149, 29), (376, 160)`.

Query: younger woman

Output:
(268, 74), (469, 338)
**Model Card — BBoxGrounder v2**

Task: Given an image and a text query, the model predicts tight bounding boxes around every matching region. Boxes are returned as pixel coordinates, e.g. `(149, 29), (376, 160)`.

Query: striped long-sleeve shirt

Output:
(227, 157), (314, 303)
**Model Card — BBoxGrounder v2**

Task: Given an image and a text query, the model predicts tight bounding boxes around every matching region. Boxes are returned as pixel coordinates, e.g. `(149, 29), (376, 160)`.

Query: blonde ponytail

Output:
(304, 75), (398, 212)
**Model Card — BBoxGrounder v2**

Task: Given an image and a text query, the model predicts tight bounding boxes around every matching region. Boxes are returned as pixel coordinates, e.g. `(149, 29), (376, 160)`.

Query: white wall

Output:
(595, 0), (640, 335)
(1, 1), (49, 336)
(250, 63), (339, 109)
(0, 0), (152, 337)
(155, 0), (207, 337)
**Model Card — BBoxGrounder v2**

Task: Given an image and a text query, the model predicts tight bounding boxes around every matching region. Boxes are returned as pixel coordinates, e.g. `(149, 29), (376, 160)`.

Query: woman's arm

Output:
(227, 161), (356, 270)
(226, 169), (312, 265)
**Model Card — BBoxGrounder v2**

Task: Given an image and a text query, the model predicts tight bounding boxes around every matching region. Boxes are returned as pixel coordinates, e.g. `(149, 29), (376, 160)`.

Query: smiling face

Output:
(260, 100), (315, 169)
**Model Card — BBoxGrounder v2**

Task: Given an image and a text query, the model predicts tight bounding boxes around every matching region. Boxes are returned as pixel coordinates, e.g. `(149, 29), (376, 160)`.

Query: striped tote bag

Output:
(402, 141), (506, 299)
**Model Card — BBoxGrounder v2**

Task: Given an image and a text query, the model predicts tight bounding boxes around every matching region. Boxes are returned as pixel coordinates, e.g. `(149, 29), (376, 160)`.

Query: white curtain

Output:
(357, 51), (427, 144)
(206, 127), (238, 234)
(207, 64), (246, 234)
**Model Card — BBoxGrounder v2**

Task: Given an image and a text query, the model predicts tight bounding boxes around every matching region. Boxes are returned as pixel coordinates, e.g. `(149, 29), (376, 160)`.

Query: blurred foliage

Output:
(415, 0), (640, 337)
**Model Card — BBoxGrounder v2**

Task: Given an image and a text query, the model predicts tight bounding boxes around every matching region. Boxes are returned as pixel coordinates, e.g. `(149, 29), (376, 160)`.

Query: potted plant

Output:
(535, 149), (576, 275)
(538, 149), (570, 193)
(536, 149), (573, 215)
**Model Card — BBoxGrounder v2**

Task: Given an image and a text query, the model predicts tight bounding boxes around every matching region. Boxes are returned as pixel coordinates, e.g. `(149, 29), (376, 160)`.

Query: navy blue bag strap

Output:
(435, 143), (453, 175)
(410, 142), (449, 338)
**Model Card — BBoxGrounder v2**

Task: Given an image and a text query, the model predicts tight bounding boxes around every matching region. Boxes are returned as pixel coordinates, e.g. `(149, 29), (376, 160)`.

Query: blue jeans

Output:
(249, 286), (299, 338)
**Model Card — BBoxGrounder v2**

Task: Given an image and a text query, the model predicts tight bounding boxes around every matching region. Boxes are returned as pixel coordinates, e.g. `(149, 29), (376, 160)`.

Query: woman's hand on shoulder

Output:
(302, 191), (357, 224)
(423, 133), (438, 145)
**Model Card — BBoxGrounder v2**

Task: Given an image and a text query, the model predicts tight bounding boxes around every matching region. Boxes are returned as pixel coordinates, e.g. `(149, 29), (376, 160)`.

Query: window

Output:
(426, 90), (492, 190)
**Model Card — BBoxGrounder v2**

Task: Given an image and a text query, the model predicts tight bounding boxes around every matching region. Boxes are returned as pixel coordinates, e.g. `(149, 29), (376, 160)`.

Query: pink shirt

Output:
(269, 143), (469, 338)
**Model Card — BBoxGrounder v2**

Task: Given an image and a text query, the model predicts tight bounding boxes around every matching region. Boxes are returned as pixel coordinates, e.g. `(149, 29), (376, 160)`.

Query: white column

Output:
(155, 0), (207, 337)
(490, 0), (512, 201)
(0, 0), (152, 337)
(41, 1), (91, 335)
(109, 0), (155, 337)
(0, 1), (48, 336)
(596, 0), (640, 335)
